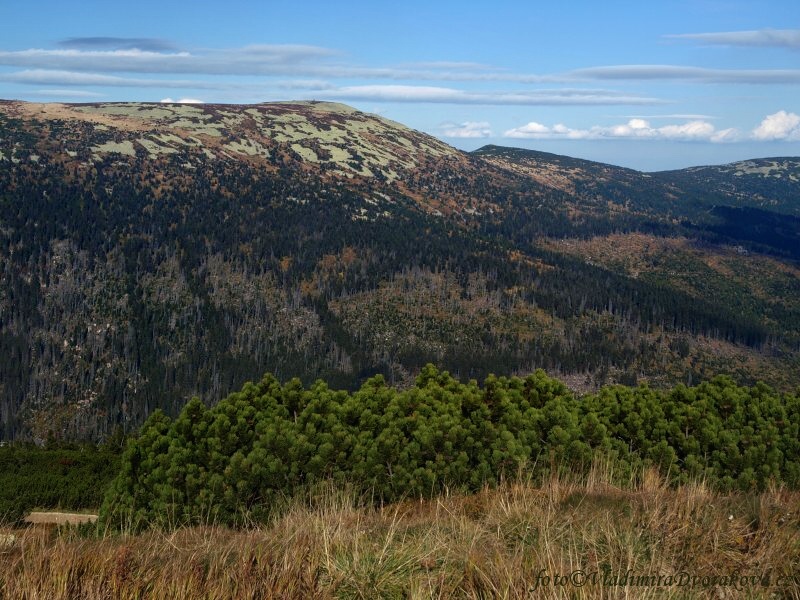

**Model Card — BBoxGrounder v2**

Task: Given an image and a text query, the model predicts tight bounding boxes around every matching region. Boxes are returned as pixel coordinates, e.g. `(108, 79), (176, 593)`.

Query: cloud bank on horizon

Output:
(503, 111), (800, 143)
(0, 0), (797, 170)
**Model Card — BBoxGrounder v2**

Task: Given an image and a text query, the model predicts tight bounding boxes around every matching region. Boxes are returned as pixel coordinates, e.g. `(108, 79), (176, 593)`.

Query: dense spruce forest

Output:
(1, 101), (799, 441)
(98, 367), (800, 530)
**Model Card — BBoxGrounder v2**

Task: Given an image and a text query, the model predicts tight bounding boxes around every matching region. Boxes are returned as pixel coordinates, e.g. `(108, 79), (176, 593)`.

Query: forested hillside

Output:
(1, 100), (798, 440)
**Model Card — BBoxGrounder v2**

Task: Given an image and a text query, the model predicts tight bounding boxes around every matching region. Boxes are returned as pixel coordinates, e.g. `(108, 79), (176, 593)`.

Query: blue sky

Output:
(1, 0), (799, 170)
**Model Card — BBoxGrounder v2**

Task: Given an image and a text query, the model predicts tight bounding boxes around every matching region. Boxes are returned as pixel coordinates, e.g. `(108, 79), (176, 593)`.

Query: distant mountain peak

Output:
(0, 100), (463, 185)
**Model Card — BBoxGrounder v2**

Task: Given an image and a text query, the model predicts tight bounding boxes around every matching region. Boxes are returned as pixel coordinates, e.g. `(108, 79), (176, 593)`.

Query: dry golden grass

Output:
(1, 468), (798, 599)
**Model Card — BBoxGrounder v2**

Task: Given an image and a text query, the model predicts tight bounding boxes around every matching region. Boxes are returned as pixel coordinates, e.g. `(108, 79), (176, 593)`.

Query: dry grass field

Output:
(1, 466), (798, 599)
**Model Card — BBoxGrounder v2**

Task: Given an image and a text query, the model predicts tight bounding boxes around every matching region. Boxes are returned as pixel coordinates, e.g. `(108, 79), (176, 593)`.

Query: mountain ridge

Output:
(472, 143), (800, 218)
(1, 100), (799, 441)
(474, 142), (800, 176)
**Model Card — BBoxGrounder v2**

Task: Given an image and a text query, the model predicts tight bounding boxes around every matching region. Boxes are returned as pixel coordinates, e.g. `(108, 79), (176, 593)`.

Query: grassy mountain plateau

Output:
(1, 99), (799, 441)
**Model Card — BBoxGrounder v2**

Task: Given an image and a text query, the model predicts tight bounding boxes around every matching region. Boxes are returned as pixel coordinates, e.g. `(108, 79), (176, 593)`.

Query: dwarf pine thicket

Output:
(99, 365), (800, 531)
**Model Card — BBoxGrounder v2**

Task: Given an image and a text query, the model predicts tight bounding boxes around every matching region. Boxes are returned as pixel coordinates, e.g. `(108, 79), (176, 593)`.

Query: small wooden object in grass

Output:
(24, 512), (98, 526)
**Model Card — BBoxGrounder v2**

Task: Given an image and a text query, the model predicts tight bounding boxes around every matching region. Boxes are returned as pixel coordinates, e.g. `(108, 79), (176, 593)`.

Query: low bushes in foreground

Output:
(100, 365), (800, 530)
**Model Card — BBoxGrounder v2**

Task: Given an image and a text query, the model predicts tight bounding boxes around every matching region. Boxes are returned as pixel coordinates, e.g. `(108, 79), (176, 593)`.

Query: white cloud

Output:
(440, 121), (493, 138)
(509, 112), (800, 143)
(665, 29), (800, 49)
(0, 45), (338, 75)
(621, 113), (717, 120)
(657, 121), (716, 139)
(710, 128), (740, 143)
(400, 61), (498, 71)
(58, 37), (178, 52)
(1, 69), (223, 89)
(275, 79), (335, 91)
(33, 89), (104, 98)
(320, 85), (660, 105)
(326, 85), (461, 102)
(751, 110), (800, 140)
(505, 122), (550, 136)
(505, 118), (740, 142)
(2, 70), (661, 107)
(159, 97), (204, 104)
(0, 45), (554, 83)
(1, 43), (799, 88)
(570, 65), (800, 84)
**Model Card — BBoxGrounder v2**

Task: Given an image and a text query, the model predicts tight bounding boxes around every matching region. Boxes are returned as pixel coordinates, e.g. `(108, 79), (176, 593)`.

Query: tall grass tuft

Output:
(0, 463), (798, 599)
